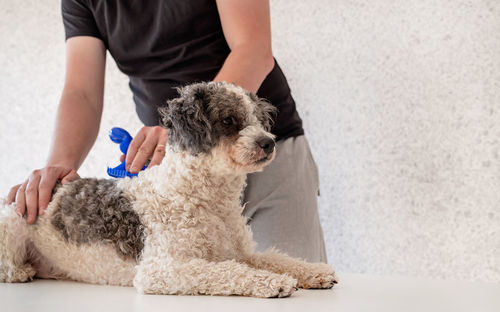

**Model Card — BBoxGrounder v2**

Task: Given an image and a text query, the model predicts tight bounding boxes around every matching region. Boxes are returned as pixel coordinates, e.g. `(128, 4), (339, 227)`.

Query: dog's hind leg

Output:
(134, 258), (297, 298)
(0, 201), (36, 283)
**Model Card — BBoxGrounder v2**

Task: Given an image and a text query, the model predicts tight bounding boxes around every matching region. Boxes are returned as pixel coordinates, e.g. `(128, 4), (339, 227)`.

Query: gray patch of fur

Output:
(51, 178), (144, 260)
(159, 83), (214, 155)
(247, 92), (277, 132)
(159, 82), (276, 155)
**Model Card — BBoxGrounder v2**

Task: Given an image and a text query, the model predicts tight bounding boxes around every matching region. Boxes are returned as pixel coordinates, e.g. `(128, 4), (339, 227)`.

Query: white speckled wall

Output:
(0, 1), (499, 282)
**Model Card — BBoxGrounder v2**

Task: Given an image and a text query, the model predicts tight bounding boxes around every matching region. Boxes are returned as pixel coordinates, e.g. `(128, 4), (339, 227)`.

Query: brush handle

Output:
(109, 127), (133, 154)
(107, 127), (147, 178)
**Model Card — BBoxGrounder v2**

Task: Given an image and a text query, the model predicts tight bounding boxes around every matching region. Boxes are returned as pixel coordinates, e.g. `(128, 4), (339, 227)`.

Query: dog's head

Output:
(159, 82), (277, 173)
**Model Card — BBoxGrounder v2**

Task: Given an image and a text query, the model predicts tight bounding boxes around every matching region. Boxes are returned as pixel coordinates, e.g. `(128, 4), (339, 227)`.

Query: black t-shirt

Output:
(62, 0), (304, 140)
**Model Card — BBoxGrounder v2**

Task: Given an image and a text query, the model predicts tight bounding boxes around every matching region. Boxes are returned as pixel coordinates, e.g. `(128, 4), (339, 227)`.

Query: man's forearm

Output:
(213, 46), (274, 93)
(46, 89), (103, 170)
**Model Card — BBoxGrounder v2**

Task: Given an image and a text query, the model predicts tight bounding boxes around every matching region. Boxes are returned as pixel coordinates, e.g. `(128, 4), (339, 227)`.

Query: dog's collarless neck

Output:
(143, 151), (247, 206)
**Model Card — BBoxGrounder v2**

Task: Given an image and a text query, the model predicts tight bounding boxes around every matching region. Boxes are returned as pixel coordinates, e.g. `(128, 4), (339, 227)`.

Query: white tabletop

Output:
(1, 273), (498, 312)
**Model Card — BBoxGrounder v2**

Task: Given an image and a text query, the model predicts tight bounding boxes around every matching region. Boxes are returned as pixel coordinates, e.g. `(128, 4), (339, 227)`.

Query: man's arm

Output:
(48, 36), (106, 169)
(214, 0), (275, 92)
(7, 36), (106, 223)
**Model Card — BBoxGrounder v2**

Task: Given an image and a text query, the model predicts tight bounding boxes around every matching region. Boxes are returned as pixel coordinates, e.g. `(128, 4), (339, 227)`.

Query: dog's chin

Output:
(234, 150), (276, 173)
(254, 153), (274, 165)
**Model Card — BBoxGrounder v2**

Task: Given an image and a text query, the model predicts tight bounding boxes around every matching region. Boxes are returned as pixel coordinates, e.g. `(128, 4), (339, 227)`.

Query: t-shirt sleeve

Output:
(61, 0), (102, 41)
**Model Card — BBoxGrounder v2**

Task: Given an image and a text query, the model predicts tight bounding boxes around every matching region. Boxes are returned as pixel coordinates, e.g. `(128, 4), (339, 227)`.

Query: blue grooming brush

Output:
(106, 127), (147, 178)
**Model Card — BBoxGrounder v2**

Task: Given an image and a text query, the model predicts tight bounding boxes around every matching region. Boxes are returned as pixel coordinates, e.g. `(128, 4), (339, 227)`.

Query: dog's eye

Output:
(222, 117), (235, 126)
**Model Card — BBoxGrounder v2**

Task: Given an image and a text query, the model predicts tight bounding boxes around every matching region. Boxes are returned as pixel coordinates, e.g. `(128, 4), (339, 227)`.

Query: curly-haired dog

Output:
(0, 82), (337, 297)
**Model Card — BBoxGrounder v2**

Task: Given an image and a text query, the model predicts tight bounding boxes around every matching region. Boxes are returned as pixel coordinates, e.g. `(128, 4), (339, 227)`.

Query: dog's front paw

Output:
(298, 263), (338, 289)
(252, 273), (297, 298)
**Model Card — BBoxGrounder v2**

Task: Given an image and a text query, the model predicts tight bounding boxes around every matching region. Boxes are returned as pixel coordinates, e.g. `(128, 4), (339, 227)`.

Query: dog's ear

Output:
(158, 84), (213, 155)
(248, 93), (277, 132)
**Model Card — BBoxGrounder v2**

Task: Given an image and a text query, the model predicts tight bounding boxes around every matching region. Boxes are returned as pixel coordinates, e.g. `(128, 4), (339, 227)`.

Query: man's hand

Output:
(7, 166), (80, 224)
(125, 126), (168, 173)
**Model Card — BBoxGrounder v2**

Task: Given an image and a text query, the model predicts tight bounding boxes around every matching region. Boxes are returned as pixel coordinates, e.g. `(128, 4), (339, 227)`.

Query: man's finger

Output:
(38, 171), (60, 214)
(129, 138), (156, 173)
(125, 131), (146, 171)
(148, 144), (166, 168)
(25, 174), (41, 224)
(148, 129), (168, 168)
(61, 171), (80, 184)
(7, 184), (21, 204)
(15, 182), (28, 217)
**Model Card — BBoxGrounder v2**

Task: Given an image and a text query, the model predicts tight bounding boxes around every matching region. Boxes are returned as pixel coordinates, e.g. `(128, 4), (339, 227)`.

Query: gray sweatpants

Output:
(242, 135), (327, 263)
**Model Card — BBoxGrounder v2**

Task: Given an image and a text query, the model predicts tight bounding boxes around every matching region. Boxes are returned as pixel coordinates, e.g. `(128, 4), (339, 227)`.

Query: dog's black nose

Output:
(257, 137), (275, 154)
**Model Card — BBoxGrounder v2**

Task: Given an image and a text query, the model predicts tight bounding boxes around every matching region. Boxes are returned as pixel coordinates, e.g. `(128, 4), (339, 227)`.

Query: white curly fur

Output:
(0, 83), (337, 297)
